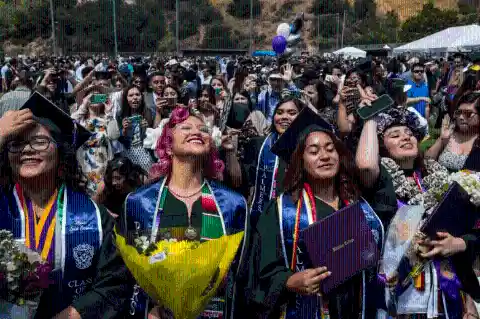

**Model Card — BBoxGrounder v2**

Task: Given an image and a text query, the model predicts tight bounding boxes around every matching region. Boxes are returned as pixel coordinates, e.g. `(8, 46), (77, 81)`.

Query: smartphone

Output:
(90, 94), (108, 104)
(356, 94), (395, 120)
(166, 97), (176, 107)
(214, 88), (222, 96)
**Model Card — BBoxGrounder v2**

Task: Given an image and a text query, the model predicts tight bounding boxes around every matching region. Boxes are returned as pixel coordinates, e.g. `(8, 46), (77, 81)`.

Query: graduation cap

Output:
(271, 106), (334, 163)
(20, 92), (92, 149)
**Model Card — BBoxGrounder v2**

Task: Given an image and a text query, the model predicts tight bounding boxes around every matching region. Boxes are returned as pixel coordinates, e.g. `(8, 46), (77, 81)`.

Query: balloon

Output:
(272, 36), (287, 54)
(276, 23), (291, 38)
(280, 48), (294, 58)
(290, 13), (304, 34)
(286, 33), (301, 46)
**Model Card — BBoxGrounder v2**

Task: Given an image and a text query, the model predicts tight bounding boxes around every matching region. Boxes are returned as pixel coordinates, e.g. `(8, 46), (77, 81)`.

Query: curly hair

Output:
(283, 130), (360, 203)
(0, 127), (87, 193)
(149, 106), (225, 182)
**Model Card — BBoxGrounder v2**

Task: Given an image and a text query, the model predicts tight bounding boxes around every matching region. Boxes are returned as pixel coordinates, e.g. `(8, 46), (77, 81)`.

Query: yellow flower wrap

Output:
(115, 231), (244, 319)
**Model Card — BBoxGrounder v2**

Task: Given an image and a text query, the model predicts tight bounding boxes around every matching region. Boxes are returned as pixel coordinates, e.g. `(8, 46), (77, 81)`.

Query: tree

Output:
(201, 23), (240, 49)
(400, 2), (459, 42)
(227, 0), (261, 19)
(353, 0), (376, 20)
(310, 0), (347, 15)
(351, 11), (399, 44)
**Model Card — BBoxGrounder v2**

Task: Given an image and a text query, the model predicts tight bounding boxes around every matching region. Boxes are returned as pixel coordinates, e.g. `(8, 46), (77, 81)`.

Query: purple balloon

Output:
(272, 35), (287, 54)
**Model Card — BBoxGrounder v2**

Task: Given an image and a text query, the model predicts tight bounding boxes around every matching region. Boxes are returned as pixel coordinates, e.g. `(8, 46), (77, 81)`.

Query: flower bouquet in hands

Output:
(0, 230), (52, 319)
(116, 229), (244, 319)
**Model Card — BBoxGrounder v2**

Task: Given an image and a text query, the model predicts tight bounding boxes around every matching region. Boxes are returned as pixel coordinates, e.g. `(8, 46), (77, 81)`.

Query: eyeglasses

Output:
(413, 70), (424, 74)
(453, 109), (478, 119)
(6, 136), (55, 153)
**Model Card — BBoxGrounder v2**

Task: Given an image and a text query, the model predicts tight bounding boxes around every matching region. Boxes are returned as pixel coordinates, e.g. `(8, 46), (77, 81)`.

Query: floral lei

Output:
(381, 157), (450, 212)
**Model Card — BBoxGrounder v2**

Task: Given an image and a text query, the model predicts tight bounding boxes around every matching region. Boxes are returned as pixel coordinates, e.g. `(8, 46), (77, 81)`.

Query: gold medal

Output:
(184, 226), (198, 240)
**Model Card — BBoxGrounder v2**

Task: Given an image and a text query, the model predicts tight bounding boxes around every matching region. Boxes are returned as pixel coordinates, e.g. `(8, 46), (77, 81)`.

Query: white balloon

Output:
(276, 23), (291, 38)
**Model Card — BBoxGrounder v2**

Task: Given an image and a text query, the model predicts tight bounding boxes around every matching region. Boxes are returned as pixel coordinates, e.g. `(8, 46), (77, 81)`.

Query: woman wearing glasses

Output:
(426, 93), (480, 172)
(0, 92), (129, 318)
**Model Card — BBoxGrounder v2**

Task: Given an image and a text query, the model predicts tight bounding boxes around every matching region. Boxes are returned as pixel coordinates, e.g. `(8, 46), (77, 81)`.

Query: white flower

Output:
(210, 126), (222, 149)
(6, 261), (17, 272)
(144, 118), (170, 153)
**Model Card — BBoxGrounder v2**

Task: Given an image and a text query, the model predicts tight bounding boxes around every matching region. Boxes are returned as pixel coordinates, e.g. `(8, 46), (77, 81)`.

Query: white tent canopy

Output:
(332, 47), (366, 58)
(394, 24), (480, 54)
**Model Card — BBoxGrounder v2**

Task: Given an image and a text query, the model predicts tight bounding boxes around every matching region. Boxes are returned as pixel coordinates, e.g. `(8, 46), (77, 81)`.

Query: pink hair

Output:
(149, 106), (225, 181)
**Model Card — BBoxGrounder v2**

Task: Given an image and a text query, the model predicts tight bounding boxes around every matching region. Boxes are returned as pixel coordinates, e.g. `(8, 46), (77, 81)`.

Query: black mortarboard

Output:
(20, 92), (92, 149)
(271, 106), (335, 163)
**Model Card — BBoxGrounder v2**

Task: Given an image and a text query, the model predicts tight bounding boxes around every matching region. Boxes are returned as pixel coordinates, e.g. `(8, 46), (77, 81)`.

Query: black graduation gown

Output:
(35, 206), (130, 319)
(233, 166), (398, 319)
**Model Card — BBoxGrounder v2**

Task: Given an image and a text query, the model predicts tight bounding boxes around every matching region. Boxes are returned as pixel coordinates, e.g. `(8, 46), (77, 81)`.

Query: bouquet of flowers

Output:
(116, 230), (244, 319)
(0, 230), (52, 319)
(380, 160), (480, 291)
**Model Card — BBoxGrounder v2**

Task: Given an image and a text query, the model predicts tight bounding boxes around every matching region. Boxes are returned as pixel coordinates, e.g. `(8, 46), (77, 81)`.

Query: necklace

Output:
(167, 182), (206, 240)
(168, 182), (205, 199)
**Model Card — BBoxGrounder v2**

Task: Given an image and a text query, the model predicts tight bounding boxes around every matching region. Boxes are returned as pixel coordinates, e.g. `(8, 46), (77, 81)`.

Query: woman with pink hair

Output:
(121, 106), (247, 319)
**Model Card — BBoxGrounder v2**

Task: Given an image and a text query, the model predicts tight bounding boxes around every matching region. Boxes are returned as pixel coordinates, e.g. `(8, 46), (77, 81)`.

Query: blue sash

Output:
(277, 193), (385, 319)
(124, 178), (247, 318)
(250, 133), (279, 219)
(0, 186), (102, 311)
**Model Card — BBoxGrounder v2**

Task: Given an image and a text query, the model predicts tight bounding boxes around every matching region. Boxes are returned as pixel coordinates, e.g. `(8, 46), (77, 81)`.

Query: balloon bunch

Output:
(272, 13), (304, 57)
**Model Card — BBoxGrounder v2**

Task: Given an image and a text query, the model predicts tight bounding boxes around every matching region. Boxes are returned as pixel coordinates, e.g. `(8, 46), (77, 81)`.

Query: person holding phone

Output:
(72, 85), (120, 196)
(145, 71), (166, 123)
(356, 81), (480, 319)
(117, 85), (154, 172)
(211, 76), (231, 130)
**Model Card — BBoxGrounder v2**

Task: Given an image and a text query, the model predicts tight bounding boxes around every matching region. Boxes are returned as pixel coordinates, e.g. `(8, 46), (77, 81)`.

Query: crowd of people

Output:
(0, 51), (479, 319)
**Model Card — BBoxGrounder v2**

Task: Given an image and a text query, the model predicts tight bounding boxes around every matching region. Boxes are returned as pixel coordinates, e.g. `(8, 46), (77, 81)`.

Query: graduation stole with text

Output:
(15, 184), (64, 264)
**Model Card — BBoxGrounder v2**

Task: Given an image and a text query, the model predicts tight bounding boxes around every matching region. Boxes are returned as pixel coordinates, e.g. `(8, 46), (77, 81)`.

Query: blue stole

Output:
(0, 185), (103, 311)
(276, 193), (385, 319)
(123, 177), (247, 318)
(250, 133), (279, 219)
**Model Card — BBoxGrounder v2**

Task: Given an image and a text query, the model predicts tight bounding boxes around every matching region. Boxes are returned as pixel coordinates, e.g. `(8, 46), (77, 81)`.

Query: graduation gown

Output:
(232, 166), (397, 319)
(121, 177), (247, 319)
(242, 133), (287, 220)
(0, 184), (129, 319)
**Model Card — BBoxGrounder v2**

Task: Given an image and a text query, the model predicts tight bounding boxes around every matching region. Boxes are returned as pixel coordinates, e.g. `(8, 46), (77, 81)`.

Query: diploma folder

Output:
(301, 201), (379, 295)
(421, 181), (477, 239)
